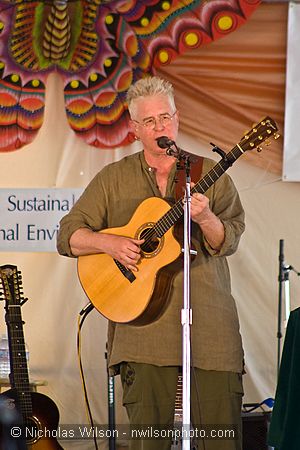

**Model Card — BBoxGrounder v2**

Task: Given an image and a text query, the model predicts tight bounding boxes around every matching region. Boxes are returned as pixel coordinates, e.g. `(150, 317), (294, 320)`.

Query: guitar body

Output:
(0, 265), (64, 450)
(78, 197), (182, 325)
(0, 389), (63, 449)
(77, 117), (279, 325)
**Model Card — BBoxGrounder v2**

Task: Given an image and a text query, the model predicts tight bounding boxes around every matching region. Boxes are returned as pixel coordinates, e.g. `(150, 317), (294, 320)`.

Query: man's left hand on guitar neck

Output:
(190, 184), (225, 251)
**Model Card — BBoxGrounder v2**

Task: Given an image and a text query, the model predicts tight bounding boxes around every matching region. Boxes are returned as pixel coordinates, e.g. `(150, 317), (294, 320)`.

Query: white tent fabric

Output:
(0, 10), (300, 450)
(283, 3), (300, 181)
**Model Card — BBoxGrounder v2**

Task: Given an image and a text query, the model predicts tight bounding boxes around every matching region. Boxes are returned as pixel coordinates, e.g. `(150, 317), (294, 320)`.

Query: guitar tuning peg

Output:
(21, 297), (28, 306)
(257, 146), (263, 152)
(274, 133), (281, 140)
(264, 140), (271, 146)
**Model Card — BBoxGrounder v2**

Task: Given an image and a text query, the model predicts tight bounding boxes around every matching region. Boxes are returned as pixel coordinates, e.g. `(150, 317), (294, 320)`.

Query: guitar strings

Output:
(136, 162), (228, 248)
(127, 135), (274, 257)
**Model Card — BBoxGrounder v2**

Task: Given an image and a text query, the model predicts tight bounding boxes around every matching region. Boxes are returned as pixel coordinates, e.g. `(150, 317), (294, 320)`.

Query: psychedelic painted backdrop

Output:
(0, 0), (260, 151)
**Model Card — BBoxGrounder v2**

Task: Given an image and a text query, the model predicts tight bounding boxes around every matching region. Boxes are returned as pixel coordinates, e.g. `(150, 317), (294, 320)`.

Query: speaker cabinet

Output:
(242, 411), (272, 450)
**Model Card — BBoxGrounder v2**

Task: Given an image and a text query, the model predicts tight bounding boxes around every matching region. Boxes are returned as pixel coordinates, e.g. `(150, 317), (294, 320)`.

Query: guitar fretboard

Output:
(1, 265), (33, 420)
(154, 146), (241, 238)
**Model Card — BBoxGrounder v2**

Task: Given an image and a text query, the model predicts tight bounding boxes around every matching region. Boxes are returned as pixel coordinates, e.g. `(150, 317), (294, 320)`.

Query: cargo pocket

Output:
(120, 362), (142, 406)
(229, 372), (244, 397)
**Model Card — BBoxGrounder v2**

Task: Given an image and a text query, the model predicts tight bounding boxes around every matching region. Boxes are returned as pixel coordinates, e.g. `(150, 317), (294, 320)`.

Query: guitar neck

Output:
(192, 145), (241, 195)
(154, 144), (243, 237)
(1, 265), (33, 419)
(7, 306), (30, 391)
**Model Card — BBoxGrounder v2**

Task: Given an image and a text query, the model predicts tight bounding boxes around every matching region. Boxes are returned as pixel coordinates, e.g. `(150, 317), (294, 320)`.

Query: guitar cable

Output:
(77, 303), (99, 450)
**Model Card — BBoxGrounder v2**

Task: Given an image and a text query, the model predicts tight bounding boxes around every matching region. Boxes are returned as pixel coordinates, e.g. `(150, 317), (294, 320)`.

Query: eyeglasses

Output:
(132, 111), (177, 129)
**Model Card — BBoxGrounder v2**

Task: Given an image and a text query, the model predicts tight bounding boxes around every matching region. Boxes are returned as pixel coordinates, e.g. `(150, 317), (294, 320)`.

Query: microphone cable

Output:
(77, 303), (99, 450)
(242, 398), (274, 413)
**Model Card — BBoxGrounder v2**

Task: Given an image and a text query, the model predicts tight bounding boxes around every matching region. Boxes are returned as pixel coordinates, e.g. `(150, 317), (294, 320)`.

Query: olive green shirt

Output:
(57, 151), (245, 373)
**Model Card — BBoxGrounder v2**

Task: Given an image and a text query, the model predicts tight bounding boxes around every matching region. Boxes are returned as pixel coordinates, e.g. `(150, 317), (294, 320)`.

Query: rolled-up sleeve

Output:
(202, 164), (245, 257)
(57, 172), (108, 257)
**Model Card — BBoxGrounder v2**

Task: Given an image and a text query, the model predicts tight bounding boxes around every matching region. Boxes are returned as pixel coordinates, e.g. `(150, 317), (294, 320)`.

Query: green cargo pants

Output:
(120, 362), (243, 450)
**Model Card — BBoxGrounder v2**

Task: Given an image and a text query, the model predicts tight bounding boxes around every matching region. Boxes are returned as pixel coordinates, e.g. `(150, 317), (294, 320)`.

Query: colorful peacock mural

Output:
(0, 0), (261, 151)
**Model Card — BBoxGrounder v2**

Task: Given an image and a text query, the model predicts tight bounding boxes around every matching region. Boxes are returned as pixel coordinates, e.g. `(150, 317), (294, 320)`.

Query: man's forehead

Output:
(133, 94), (173, 115)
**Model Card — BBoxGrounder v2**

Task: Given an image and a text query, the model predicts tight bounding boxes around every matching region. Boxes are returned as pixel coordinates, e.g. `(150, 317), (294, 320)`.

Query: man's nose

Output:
(153, 117), (165, 130)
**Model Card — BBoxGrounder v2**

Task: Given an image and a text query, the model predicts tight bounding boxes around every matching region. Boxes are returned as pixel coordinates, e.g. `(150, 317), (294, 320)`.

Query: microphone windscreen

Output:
(156, 136), (174, 149)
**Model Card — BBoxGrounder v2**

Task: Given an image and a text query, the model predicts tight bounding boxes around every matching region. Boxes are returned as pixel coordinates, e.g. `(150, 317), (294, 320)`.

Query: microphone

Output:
(156, 136), (181, 156)
(156, 136), (175, 149)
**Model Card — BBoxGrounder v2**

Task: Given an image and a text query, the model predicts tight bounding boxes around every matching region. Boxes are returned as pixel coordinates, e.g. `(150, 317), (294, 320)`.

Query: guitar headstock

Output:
(239, 116), (280, 153)
(0, 265), (26, 307)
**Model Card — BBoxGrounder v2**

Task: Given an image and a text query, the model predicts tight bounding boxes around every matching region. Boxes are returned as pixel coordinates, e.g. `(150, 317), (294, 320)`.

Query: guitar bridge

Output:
(114, 259), (136, 283)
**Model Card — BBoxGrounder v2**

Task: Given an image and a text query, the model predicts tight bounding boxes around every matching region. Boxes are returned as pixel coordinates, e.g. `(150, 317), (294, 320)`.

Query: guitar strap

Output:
(175, 153), (204, 200)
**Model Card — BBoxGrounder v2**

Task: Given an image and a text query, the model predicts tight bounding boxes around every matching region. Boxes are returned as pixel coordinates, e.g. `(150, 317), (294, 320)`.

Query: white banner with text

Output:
(0, 188), (83, 252)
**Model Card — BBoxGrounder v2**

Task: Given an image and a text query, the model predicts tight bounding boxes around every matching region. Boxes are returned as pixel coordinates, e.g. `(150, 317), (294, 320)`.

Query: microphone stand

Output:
(182, 156), (192, 450)
(277, 239), (300, 376)
(277, 239), (284, 376)
(105, 344), (116, 450)
(166, 143), (193, 450)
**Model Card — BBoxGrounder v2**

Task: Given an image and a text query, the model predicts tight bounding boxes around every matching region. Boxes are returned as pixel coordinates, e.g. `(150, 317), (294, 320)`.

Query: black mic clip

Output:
(156, 136), (191, 177)
(166, 147), (180, 157)
(283, 264), (300, 277)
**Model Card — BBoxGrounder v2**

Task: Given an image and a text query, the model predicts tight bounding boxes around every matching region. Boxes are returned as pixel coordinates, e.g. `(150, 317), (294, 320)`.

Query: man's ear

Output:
(129, 119), (139, 139)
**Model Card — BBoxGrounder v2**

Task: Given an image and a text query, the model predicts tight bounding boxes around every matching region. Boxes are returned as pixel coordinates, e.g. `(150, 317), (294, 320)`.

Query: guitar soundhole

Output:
(138, 225), (163, 258)
(24, 416), (42, 444)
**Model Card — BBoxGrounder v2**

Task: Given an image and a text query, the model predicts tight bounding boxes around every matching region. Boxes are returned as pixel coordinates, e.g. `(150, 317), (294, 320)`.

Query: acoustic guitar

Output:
(78, 117), (279, 326)
(0, 265), (63, 449)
